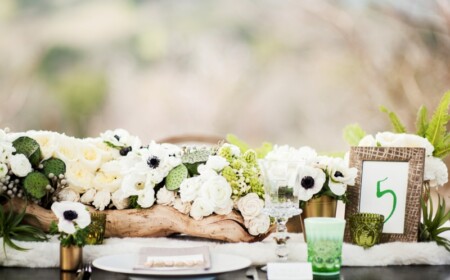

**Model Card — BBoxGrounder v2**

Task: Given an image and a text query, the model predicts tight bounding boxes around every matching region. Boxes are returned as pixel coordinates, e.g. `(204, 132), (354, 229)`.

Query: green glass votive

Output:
(349, 213), (384, 249)
(85, 213), (107, 245)
(304, 217), (346, 276)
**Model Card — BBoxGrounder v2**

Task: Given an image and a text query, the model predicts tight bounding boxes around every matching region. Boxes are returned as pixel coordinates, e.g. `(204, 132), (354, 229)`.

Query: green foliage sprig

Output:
(226, 134), (272, 159)
(49, 221), (88, 247)
(0, 197), (48, 256)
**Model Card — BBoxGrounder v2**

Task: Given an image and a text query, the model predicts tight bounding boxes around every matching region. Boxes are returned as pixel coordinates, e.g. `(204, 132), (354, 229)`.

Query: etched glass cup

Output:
(304, 217), (346, 276)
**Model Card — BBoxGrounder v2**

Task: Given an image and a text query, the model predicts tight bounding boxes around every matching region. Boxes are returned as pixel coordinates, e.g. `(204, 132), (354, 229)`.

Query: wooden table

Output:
(1, 265), (450, 280)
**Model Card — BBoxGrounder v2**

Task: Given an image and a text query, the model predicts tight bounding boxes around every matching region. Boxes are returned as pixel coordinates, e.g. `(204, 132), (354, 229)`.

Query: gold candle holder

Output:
(60, 245), (82, 271)
(85, 212), (107, 245)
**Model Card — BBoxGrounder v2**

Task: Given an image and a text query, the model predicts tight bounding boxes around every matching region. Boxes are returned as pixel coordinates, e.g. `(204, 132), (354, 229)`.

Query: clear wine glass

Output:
(259, 159), (302, 261)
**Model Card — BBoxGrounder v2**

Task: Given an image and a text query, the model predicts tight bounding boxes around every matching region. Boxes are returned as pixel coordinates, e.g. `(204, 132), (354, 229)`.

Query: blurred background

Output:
(0, 1), (449, 194)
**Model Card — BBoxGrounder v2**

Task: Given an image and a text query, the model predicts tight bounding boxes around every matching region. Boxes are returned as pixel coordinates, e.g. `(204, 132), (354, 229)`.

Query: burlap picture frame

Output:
(344, 147), (425, 243)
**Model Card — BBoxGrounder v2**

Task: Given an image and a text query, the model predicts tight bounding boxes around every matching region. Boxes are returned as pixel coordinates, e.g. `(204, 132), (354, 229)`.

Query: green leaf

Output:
(226, 134), (250, 153)
(416, 105), (428, 137)
(255, 142), (273, 159)
(380, 106), (407, 133)
(425, 91), (450, 156)
(434, 142), (450, 158)
(342, 124), (367, 146)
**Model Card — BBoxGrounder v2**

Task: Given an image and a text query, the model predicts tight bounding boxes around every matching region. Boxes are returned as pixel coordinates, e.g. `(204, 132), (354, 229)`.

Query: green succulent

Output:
(0, 196), (48, 255)
(419, 192), (450, 252)
(166, 164), (188, 191)
(23, 172), (51, 200)
(41, 158), (66, 178)
(12, 136), (42, 167)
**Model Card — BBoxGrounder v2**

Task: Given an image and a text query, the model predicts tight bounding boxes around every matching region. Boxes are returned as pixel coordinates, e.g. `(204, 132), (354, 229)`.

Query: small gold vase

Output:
(300, 196), (337, 240)
(60, 245), (82, 271)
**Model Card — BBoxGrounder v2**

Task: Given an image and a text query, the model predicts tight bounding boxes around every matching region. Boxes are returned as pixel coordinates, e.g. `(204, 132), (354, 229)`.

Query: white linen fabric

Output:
(1, 229), (450, 267)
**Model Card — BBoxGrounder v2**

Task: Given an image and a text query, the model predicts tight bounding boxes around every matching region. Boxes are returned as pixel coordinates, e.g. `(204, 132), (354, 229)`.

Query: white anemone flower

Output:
(298, 165), (326, 201)
(51, 201), (91, 234)
(327, 158), (358, 196)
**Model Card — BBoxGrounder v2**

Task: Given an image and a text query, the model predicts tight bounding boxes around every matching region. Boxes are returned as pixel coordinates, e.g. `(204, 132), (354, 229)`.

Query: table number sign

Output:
(344, 147), (425, 243)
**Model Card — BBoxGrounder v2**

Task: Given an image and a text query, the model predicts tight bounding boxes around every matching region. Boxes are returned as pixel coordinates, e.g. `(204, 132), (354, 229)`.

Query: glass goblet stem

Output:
(274, 217), (290, 261)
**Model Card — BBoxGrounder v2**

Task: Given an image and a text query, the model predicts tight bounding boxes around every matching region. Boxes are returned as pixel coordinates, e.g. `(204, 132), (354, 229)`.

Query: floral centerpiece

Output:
(344, 90), (450, 251)
(264, 145), (357, 205)
(0, 128), (271, 242)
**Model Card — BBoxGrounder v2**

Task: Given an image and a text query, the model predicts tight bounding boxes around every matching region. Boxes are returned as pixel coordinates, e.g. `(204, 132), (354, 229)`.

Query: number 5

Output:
(376, 177), (397, 223)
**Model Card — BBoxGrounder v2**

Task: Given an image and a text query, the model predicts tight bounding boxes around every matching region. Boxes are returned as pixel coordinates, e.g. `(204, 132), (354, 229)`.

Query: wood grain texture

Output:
(5, 198), (272, 243)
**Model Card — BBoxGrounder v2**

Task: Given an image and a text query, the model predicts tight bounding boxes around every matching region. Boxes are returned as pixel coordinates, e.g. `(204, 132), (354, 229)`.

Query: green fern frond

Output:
(416, 105), (429, 137)
(380, 106), (407, 133)
(226, 134), (250, 154)
(342, 124), (367, 146)
(425, 91), (450, 156)
(434, 142), (450, 158)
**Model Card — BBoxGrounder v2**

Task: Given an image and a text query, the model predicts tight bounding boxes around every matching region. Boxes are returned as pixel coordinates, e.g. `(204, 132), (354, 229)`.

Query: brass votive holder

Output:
(85, 212), (107, 245)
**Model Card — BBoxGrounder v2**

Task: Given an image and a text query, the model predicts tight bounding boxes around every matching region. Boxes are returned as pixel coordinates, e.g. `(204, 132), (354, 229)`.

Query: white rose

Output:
(237, 193), (264, 220)
(9, 154), (32, 177)
(244, 214), (271, 236)
(111, 189), (129, 210)
(80, 189), (96, 204)
(57, 188), (80, 202)
(92, 190), (111, 211)
(179, 176), (203, 202)
(156, 187), (176, 206)
(424, 156), (448, 188)
(173, 198), (191, 214)
(78, 141), (103, 171)
(396, 134), (434, 156)
(65, 162), (94, 193)
(55, 136), (79, 163)
(375, 132), (401, 147)
(27, 130), (57, 160)
(358, 135), (377, 146)
(214, 199), (233, 215)
(190, 197), (214, 220)
(205, 155), (229, 172)
(92, 171), (122, 193)
(199, 175), (232, 209)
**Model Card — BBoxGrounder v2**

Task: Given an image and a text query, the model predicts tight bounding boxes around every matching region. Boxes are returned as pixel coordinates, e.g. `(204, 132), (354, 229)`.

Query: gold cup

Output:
(85, 212), (107, 245)
(60, 245), (82, 271)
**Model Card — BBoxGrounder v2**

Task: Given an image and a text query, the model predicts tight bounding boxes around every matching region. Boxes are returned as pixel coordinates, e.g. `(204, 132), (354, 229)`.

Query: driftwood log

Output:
(6, 198), (272, 243)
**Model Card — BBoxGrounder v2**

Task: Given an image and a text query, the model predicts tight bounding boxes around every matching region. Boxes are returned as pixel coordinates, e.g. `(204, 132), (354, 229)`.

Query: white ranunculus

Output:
(27, 130), (57, 160)
(111, 189), (129, 210)
(156, 187), (176, 206)
(190, 197), (214, 220)
(199, 175), (232, 209)
(214, 199), (233, 215)
(298, 165), (326, 201)
(57, 188), (81, 202)
(424, 156), (448, 188)
(80, 189), (96, 204)
(51, 201), (91, 234)
(179, 176), (203, 202)
(65, 162), (94, 193)
(137, 188), (156, 208)
(78, 142), (103, 172)
(358, 135), (377, 147)
(244, 213), (271, 236)
(205, 155), (229, 172)
(55, 136), (79, 163)
(9, 154), (32, 177)
(0, 162), (8, 178)
(265, 145), (317, 164)
(237, 193), (264, 220)
(92, 190), (111, 211)
(173, 198), (191, 214)
(375, 132), (434, 156)
(92, 171), (121, 193)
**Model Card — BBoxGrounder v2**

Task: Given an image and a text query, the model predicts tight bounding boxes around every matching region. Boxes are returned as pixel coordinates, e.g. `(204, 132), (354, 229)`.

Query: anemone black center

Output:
(147, 156), (160, 169)
(334, 171), (344, 178)
(63, 210), (78, 221)
(114, 135), (120, 141)
(301, 176), (315, 189)
(120, 146), (132, 156)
